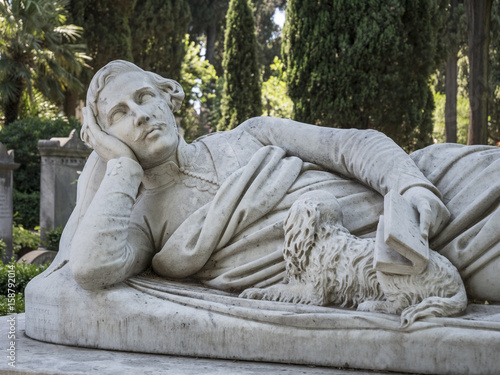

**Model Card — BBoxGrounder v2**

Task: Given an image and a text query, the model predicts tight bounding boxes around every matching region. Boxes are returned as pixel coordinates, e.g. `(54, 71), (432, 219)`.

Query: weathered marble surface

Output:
(26, 266), (500, 374)
(4, 315), (376, 375)
(25, 60), (500, 374)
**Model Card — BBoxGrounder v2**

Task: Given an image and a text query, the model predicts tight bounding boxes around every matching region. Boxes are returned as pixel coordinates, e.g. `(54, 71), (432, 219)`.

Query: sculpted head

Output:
(82, 60), (185, 167)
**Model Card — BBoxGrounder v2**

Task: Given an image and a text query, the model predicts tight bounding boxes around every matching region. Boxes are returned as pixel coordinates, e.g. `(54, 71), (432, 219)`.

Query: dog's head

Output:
(283, 191), (344, 274)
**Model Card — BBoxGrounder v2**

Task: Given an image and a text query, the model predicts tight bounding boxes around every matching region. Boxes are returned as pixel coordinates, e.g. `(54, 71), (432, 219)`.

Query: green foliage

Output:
(79, 0), (136, 71)
(218, 0), (262, 131)
(187, 0), (285, 78)
(179, 38), (220, 142)
(186, 0), (229, 74)
(12, 190), (40, 230)
(432, 89), (469, 144)
(6, 260), (49, 293)
(44, 227), (63, 251)
(0, 240), (5, 260)
(12, 225), (40, 255)
(262, 57), (292, 118)
(0, 293), (25, 315)
(283, 0), (445, 152)
(489, 84), (500, 146)
(0, 258), (49, 316)
(0, 0), (88, 124)
(488, 1), (500, 146)
(63, 0), (136, 110)
(18, 89), (66, 120)
(68, 0), (191, 102)
(131, 0), (191, 82)
(433, 0), (466, 74)
(253, 0), (286, 80)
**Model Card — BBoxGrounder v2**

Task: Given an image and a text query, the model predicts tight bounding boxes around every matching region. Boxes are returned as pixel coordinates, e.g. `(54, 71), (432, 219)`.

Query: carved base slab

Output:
(25, 267), (500, 375)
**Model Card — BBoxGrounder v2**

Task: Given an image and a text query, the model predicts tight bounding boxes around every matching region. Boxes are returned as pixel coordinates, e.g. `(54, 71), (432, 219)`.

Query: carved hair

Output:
(283, 198), (318, 280)
(81, 60), (185, 147)
(284, 197), (383, 306)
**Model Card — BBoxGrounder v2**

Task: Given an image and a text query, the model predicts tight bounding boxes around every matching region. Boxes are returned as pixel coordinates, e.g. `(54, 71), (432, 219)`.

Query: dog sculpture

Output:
(240, 191), (468, 327)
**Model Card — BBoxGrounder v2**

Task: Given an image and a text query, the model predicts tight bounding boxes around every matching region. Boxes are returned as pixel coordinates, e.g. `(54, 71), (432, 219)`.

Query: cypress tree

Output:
(66, 0), (191, 114)
(218, 0), (262, 131)
(186, 0), (229, 72)
(130, 0), (191, 81)
(283, 0), (443, 151)
(62, 0), (135, 116)
(76, 0), (136, 71)
(487, 1), (500, 145)
(465, 0), (493, 145)
(253, 0), (286, 80)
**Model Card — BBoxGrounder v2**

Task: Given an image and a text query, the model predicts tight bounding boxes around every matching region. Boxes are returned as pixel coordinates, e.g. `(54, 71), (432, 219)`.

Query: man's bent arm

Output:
(69, 157), (153, 290)
(239, 117), (440, 197)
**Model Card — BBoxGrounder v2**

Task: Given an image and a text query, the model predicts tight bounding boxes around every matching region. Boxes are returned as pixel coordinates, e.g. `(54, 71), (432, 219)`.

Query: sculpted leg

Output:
(239, 283), (325, 305)
(357, 300), (398, 315)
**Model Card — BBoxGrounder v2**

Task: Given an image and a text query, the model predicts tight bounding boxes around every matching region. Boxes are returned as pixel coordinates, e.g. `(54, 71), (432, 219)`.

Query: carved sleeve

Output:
(239, 117), (441, 198)
(69, 157), (154, 290)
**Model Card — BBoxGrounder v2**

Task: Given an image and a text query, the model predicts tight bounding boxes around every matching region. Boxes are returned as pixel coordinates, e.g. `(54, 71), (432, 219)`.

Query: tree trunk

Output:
(445, 0), (459, 144)
(465, 0), (493, 145)
(64, 91), (79, 119)
(3, 78), (24, 125)
(4, 99), (20, 125)
(205, 20), (217, 65)
(445, 53), (458, 143)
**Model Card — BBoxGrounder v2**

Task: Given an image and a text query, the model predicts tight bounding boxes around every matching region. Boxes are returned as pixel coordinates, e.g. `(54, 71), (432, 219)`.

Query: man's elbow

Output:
(70, 261), (120, 290)
(238, 116), (286, 143)
(238, 116), (264, 131)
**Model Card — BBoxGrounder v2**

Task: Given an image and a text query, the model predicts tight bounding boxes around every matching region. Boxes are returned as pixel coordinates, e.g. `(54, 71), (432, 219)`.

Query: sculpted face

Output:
(97, 71), (179, 168)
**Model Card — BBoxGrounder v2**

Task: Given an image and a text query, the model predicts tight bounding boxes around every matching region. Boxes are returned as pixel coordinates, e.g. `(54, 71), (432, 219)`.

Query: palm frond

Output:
(1, 0), (90, 123)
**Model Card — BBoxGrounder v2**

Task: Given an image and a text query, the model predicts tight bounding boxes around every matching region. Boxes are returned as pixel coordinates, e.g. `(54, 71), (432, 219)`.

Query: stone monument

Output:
(38, 130), (91, 242)
(25, 61), (500, 374)
(0, 142), (19, 261)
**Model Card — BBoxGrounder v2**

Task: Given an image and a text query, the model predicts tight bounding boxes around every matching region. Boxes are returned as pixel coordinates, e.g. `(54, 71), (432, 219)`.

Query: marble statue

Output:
(69, 60), (462, 321)
(48, 59), (500, 311)
(25, 60), (500, 374)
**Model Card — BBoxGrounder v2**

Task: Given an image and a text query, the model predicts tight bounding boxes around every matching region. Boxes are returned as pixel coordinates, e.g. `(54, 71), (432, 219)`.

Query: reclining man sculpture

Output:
(60, 60), (500, 326)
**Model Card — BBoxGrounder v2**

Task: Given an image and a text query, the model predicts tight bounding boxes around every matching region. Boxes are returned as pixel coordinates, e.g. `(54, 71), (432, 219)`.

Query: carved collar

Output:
(141, 142), (219, 194)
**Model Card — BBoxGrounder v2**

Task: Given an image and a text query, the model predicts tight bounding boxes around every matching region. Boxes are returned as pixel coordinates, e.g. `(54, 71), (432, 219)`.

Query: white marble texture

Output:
(4, 315), (380, 375)
(25, 60), (500, 374)
(25, 268), (500, 374)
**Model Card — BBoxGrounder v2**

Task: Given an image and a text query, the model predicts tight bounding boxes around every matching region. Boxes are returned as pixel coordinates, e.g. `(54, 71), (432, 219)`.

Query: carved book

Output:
(374, 190), (429, 275)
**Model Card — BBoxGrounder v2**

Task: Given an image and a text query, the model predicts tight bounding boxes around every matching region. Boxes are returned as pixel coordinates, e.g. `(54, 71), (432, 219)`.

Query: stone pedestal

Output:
(0, 143), (20, 261)
(1, 314), (368, 375)
(38, 130), (90, 242)
(25, 267), (500, 375)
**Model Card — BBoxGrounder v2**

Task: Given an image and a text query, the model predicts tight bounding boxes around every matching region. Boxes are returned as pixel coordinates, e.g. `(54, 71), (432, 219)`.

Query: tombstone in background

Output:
(38, 130), (91, 243)
(18, 249), (58, 265)
(0, 143), (20, 261)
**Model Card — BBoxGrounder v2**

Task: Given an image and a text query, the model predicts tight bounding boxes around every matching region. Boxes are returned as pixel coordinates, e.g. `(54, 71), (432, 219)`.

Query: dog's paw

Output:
(239, 286), (287, 302)
(400, 299), (440, 327)
(239, 284), (319, 304)
(239, 288), (267, 300)
(400, 305), (421, 327)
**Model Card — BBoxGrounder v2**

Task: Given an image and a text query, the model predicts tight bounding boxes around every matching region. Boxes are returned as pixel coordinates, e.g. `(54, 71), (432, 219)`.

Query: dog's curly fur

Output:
(240, 191), (468, 327)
